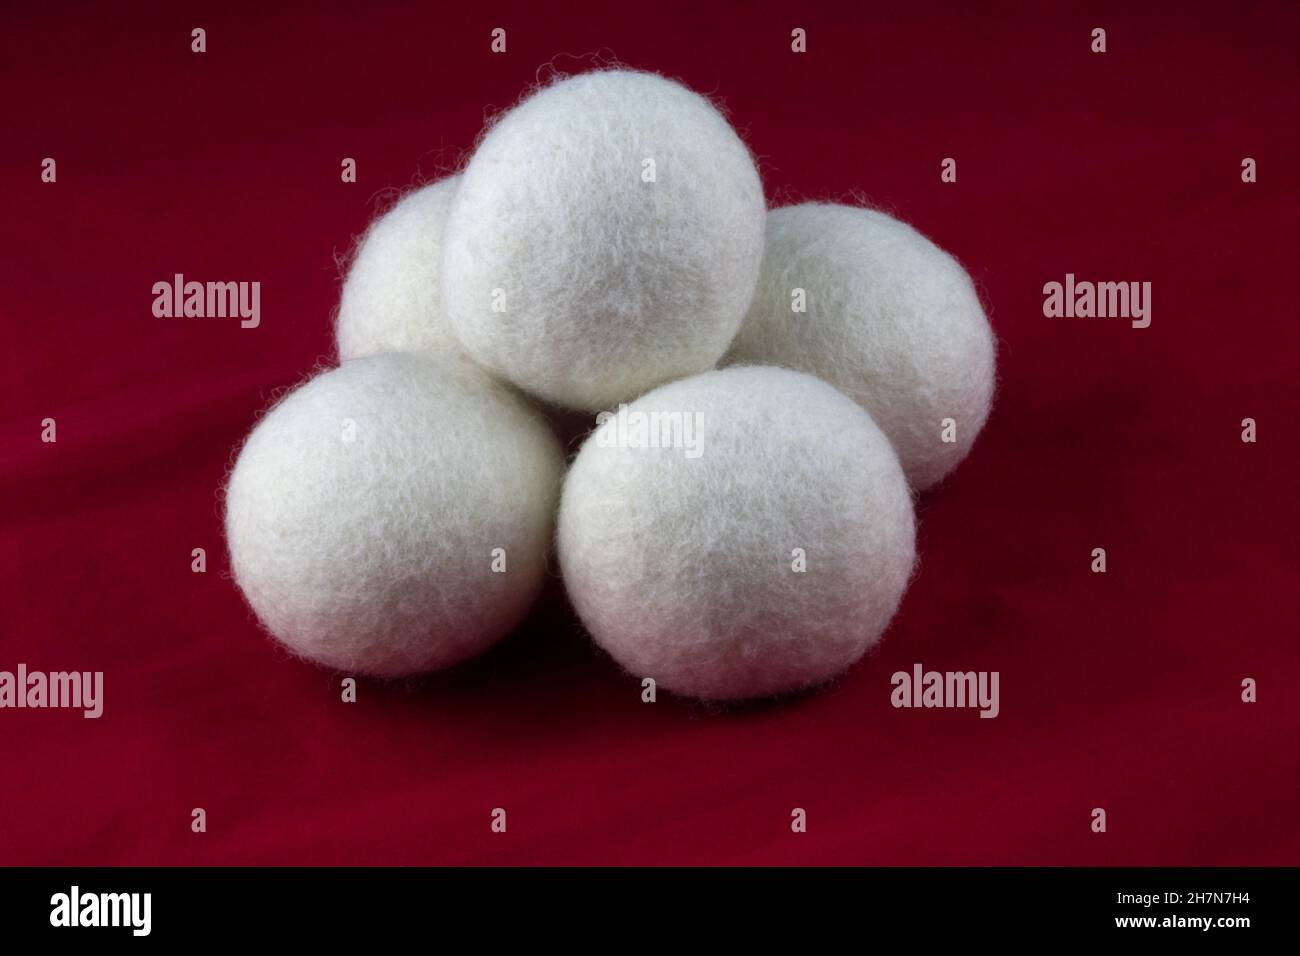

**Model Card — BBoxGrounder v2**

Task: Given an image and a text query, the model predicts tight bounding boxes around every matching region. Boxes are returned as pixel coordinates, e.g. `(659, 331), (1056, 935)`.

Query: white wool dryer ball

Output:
(558, 365), (916, 701)
(225, 353), (564, 678)
(726, 204), (996, 490)
(336, 176), (461, 361)
(442, 69), (767, 411)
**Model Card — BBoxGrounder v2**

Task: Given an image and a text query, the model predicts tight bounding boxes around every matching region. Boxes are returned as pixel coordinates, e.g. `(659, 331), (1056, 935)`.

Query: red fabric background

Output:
(2, 1), (1297, 866)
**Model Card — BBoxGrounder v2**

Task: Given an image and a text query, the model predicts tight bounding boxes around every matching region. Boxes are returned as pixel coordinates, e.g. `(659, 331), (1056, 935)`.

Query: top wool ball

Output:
(442, 69), (767, 411)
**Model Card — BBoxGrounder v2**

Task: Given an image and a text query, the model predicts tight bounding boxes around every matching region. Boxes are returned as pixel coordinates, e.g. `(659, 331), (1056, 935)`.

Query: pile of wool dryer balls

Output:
(225, 69), (996, 702)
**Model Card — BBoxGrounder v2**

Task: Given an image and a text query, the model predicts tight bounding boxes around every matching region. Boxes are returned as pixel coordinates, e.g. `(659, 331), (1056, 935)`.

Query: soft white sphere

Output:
(225, 353), (563, 677)
(442, 69), (766, 411)
(558, 365), (916, 701)
(727, 204), (996, 490)
(336, 176), (461, 361)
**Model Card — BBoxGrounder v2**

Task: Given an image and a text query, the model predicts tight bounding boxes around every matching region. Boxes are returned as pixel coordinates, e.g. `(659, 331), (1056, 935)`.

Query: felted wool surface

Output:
(557, 365), (916, 701)
(726, 204), (996, 490)
(336, 176), (461, 362)
(442, 69), (767, 411)
(225, 352), (564, 678)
